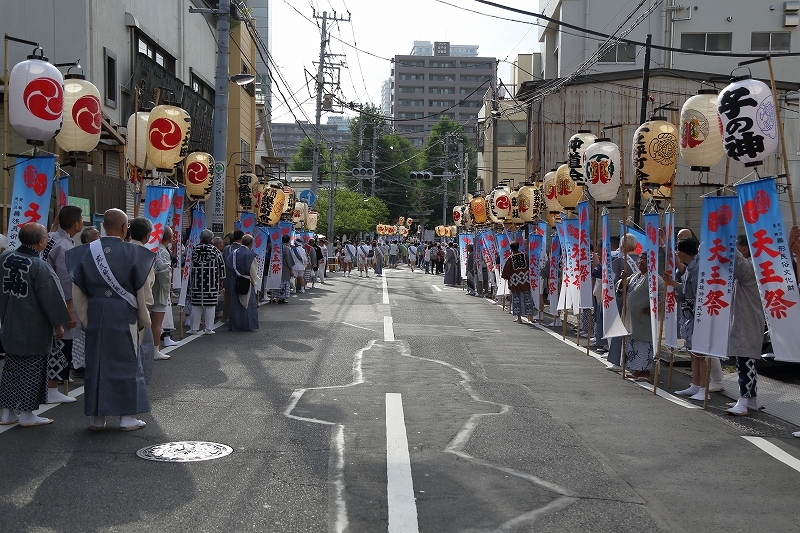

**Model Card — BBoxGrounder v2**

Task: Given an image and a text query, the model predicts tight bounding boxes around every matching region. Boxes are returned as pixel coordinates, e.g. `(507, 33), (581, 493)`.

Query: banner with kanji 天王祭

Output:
(458, 233), (471, 278)
(567, 217), (583, 314)
(178, 205), (206, 307)
(496, 231), (511, 296)
(168, 186), (185, 290)
(690, 196), (739, 358)
(577, 201), (592, 310)
(7, 155), (56, 250)
(58, 175), (68, 209)
(643, 213), (662, 351)
(480, 231), (497, 289)
(143, 185), (177, 252)
(556, 220), (571, 312)
(602, 212), (628, 338)
(549, 228), (561, 316)
(663, 211), (679, 348)
(252, 226), (270, 282)
(528, 223), (545, 309)
(241, 212), (256, 235)
(265, 226), (284, 290)
(736, 177), (800, 363)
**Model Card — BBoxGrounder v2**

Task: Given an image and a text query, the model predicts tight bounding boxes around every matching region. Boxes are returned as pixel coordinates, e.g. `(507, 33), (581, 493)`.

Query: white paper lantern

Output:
(717, 76), (779, 167)
(126, 112), (155, 170)
(632, 117), (679, 186)
(146, 104), (191, 171)
(8, 50), (63, 144)
(542, 169), (562, 214)
(306, 211), (319, 231)
(293, 201), (308, 225)
(487, 186), (511, 223)
(567, 130), (597, 185)
(584, 139), (621, 203)
(55, 74), (101, 155)
(680, 89), (724, 171)
(185, 152), (214, 201)
(453, 205), (464, 226)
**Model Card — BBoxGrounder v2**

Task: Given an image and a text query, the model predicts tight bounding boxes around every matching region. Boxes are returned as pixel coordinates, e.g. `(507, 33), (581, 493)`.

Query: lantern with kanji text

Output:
(542, 169), (562, 214)
(184, 152), (214, 201)
(237, 172), (259, 211)
(717, 76), (778, 167)
(293, 201), (308, 226)
(282, 185), (296, 219)
(632, 117), (678, 188)
(567, 130), (597, 185)
(584, 139), (621, 203)
(55, 74), (101, 157)
(306, 211), (319, 231)
(257, 183), (285, 225)
(146, 104), (191, 171)
(8, 48), (63, 144)
(517, 183), (545, 222)
(680, 89), (724, 171)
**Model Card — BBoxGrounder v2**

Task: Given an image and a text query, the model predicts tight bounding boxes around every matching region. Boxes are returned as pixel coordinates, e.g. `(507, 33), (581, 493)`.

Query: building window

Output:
(459, 113), (478, 120)
(411, 138), (423, 146)
(430, 100), (455, 108)
(400, 60), (425, 67)
(398, 86), (424, 93)
(430, 61), (455, 68)
(430, 74), (456, 81)
(136, 33), (175, 73)
(398, 99), (424, 107)
(441, 112), (455, 119)
(681, 32), (732, 52)
(398, 112), (424, 119)
(497, 122), (526, 146)
(191, 74), (214, 103)
(241, 139), (251, 169)
(751, 32), (791, 52)
(598, 43), (637, 63)
(399, 73), (424, 81)
(459, 100), (482, 108)
(103, 47), (117, 109)
(461, 61), (492, 69)
(429, 87), (455, 94)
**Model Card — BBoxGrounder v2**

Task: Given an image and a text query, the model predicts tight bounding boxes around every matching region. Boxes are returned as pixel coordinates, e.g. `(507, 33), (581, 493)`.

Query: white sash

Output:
(90, 240), (138, 309)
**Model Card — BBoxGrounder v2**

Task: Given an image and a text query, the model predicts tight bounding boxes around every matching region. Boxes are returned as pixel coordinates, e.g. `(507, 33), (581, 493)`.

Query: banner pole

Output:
(653, 206), (667, 394)
(766, 55), (797, 225)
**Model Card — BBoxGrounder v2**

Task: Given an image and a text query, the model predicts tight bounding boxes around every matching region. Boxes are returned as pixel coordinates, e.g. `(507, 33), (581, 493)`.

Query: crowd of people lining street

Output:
(1, 208), (799, 438)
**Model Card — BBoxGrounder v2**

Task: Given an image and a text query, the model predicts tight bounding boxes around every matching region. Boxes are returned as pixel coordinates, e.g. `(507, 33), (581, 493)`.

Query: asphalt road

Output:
(2, 265), (800, 533)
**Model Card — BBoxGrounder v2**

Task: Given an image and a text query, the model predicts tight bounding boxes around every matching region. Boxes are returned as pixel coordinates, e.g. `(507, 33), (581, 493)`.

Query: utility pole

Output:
(327, 146), (335, 246)
(633, 33), (652, 227)
(491, 60), (499, 191)
(371, 124), (378, 196)
(311, 9), (350, 201)
(443, 135), (451, 226)
(458, 141), (464, 202)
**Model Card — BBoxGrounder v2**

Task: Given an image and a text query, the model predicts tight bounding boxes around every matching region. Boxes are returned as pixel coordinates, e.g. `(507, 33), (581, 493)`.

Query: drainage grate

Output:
(136, 441), (233, 462)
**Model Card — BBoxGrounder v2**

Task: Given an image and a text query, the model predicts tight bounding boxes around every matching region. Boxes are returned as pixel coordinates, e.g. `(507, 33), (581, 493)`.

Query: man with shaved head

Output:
(66, 209), (156, 431)
(0, 223), (71, 427)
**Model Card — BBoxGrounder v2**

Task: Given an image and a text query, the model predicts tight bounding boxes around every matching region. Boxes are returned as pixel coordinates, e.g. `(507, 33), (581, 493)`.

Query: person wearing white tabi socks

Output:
(0, 224), (72, 426)
(725, 240), (765, 416)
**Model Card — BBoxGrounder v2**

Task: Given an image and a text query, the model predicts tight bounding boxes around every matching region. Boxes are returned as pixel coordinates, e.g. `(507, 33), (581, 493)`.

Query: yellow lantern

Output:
(387, 226), (396, 236)
(306, 211), (319, 231)
(376, 224), (385, 235)
(470, 196), (487, 225)
(399, 226), (409, 237)
(56, 74), (101, 156)
(398, 216), (406, 226)
(236, 172), (259, 211)
(555, 163), (583, 210)
(146, 104), (191, 171)
(680, 89), (724, 171)
(449, 226), (457, 238)
(517, 184), (545, 222)
(257, 183), (285, 225)
(542, 169), (562, 214)
(632, 117), (678, 187)
(184, 152), (214, 201)
(293, 201), (308, 226)
(126, 112), (155, 170)
(487, 186), (511, 223)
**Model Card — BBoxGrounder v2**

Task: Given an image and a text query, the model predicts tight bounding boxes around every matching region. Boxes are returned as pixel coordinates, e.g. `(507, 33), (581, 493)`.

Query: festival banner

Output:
(496, 231), (512, 296)
(178, 205), (206, 307)
(736, 177), (800, 363)
(549, 228), (561, 316)
(458, 233), (471, 279)
(233, 220), (242, 231)
(564, 217), (582, 314)
(619, 222), (645, 255)
(58, 175), (68, 209)
(690, 196), (739, 358)
(252, 225), (271, 282)
(7, 155), (56, 250)
(241, 212), (256, 235)
(168, 186), (186, 290)
(278, 221), (294, 245)
(527, 223), (545, 310)
(577, 201), (592, 310)
(143, 185), (177, 252)
(663, 211), (679, 348)
(643, 213), (662, 351)
(480, 231), (498, 290)
(602, 212), (628, 338)
(265, 226), (284, 290)
(556, 220), (571, 312)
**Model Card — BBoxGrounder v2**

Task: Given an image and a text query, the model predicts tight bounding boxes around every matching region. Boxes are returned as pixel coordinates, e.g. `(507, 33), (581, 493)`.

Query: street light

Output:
(230, 73), (255, 86)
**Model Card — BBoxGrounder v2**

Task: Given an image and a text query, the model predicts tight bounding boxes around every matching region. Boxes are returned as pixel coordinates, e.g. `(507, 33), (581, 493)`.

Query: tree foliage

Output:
(288, 137), (330, 176)
(315, 188), (389, 238)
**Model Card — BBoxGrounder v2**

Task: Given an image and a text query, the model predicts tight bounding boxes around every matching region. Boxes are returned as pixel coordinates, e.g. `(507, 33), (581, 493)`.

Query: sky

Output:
(268, 0), (542, 124)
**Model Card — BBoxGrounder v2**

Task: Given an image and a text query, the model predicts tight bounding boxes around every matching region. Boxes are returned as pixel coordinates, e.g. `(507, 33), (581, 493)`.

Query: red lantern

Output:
(185, 152), (214, 201)
(55, 74), (100, 156)
(8, 49), (64, 144)
(146, 104), (191, 171)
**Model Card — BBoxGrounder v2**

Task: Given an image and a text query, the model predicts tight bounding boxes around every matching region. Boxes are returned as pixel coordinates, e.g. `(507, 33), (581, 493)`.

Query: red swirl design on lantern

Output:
(72, 95), (101, 134)
(186, 161), (209, 184)
(495, 195), (510, 210)
(148, 118), (182, 150)
(23, 77), (63, 121)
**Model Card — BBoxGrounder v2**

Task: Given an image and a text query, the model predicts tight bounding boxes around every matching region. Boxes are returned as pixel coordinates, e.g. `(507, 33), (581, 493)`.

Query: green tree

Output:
(288, 137), (330, 175)
(315, 188), (389, 238)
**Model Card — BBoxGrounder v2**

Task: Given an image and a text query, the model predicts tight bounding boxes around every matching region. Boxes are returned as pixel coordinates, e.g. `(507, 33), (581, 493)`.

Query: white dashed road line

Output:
(743, 436), (800, 473)
(385, 393), (420, 533)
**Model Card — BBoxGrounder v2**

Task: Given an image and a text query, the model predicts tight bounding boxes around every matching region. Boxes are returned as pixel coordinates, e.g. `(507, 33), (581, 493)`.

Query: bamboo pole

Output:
(767, 56), (797, 225)
(3, 37), (9, 234)
(703, 357), (712, 410)
(652, 204), (667, 394)
(619, 129), (630, 379)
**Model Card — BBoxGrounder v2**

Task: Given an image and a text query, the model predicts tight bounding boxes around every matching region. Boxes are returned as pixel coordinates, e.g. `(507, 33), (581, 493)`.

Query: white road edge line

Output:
(383, 273), (389, 304)
(743, 436), (800, 473)
(431, 285), (442, 292)
(384, 316), (395, 342)
(385, 393), (420, 533)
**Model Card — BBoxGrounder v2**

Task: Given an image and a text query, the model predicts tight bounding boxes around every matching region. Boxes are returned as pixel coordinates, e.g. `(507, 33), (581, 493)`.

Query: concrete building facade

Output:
(271, 121), (351, 163)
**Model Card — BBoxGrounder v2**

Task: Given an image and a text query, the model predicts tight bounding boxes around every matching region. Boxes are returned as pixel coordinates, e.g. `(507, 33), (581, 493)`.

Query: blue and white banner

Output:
(691, 196), (739, 358)
(549, 227), (561, 316)
(602, 212), (628, 339)
(458, 233), (471, 279)
(496, 231), (511, 296)
(58, 175), (68, 209)
(252, 226), (270, 283)
(663, 211), (679, 348)
(528, 223), (546, 308)
(240, 212), (256, 235)
(278, 221), (294, 245)
(7, 155), (56, 250)
(578, 200), (593, 310)
(143, 185), (177, 252)
(265, 226), (284, 290)
(643, 213), (662, 351)
(736, 177), (800, 363)
(619, 221), (645, 256)
(168, 186), (186, 290)
(481, 231), (498, 291)
(561, 217), (582, 314)
(178, 205), (206, 307)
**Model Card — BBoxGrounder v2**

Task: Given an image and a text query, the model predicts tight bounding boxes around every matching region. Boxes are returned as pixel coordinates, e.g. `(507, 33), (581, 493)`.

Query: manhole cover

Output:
(136, 441), (233, 462)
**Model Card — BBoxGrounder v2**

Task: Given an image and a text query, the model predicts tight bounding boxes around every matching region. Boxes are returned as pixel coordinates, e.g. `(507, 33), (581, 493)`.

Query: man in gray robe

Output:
(67, 209), (155, 431)
(228, 234), (259, 330)
(0, 224), (71, 426)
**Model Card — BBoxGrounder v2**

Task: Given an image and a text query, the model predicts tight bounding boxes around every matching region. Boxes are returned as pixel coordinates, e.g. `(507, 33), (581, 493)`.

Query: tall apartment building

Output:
(380, 78), (393, 118)
(392, 42), (495, 147)
(410, 41), (479, 57)
(271, 121), (351, 163)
